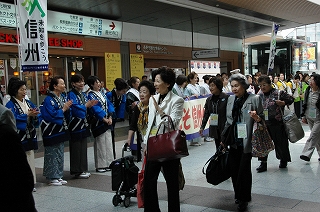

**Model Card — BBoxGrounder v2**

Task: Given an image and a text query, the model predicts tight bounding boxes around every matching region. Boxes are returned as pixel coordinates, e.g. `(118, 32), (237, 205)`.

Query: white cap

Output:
(230, 69), (240, 74)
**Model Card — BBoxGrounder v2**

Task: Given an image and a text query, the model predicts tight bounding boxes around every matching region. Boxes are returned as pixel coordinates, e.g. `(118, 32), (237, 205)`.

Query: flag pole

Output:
(14, 0), (23, 80)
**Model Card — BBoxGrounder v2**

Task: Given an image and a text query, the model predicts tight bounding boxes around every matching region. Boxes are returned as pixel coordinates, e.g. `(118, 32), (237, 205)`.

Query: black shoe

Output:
(279, 161), (287, 168)
(318, 158), (320, 162)
(237, 201), (248, 211)
(235, 199), (240, 204)
(300, 155), (310, 162)
(256, 162), (267, 173)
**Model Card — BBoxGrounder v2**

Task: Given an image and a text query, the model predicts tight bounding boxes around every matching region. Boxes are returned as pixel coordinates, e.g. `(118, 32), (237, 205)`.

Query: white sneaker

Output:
(76, 172), (90, 179)
(58, 179), (67, 185)
(96, 168), (107, 173)
(49, 179), (62, 186)
(205, 137), (214, 141)
(33, 187), (37, 192)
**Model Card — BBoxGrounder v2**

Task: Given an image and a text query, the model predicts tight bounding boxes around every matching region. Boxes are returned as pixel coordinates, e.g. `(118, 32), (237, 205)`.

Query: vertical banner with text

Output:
(105, 52), (122, 90)
(130, 54), (144, 78)
(267, 23), (279, 75)
(16, 0), (48, 71)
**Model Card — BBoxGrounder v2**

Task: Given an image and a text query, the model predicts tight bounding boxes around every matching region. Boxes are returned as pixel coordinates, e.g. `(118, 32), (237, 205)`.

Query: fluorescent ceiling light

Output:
(307, 0), (320, 6)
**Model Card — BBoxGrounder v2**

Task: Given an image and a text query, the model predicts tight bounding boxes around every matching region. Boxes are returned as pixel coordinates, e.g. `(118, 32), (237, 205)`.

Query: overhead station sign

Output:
(0, 2), (122, 40)
(0, 2), (16, 27)
(192, 48), (220, 59)
(47, 11), (122, 39)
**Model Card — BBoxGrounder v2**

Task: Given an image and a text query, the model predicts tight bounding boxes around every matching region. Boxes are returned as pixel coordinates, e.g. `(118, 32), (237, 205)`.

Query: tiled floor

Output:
(32, 122), (320, 212)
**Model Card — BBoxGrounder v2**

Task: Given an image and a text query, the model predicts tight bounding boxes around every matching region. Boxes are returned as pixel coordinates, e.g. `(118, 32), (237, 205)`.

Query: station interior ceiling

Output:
(3, 0), (320, 39)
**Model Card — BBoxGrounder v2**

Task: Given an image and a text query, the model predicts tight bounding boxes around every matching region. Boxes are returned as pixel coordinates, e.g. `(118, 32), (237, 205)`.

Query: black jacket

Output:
(126, 91), (139, 123)
(201, 92), (229, 139)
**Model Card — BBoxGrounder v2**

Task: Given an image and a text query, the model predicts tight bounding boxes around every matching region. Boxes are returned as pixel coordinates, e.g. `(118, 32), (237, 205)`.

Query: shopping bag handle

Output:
(154, 114), (175, 137)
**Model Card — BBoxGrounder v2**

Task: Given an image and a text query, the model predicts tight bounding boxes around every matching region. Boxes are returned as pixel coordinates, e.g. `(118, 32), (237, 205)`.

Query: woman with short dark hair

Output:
(200, 75), (211, 95)
(126, 76), (140, 124)
(68, 74), (98, 179)
(256, 75), (294, 172)
(126, 80), (155, 162)
(184, 71), (201, 98)
(40, 76), (72, 186)
(143, 67), (184, 212)
(184, 71), (202, 146)
(87, 76), (114, 172)
(199, 77), (228, 148)
(172, 74), (188, 98)
(246, 74), (259, 94)
(106, 78), (129, 159)
(6, 80), (41, 190)
(2, 77), (23, 106)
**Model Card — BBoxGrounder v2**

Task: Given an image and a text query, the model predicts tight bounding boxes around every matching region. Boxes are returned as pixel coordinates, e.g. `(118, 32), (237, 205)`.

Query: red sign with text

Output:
(0, 33), (83, 48)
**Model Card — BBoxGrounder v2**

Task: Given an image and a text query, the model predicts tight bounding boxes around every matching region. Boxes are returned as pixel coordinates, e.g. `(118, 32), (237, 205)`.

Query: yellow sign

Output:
(130, 54), (144, 78)
(307, 46), (316, 60)
(105, 53), (122, 90)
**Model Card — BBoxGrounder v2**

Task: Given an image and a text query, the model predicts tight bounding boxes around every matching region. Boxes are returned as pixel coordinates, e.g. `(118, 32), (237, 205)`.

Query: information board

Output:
(130, 54), (144, 78)
(105, 53), (122, 90)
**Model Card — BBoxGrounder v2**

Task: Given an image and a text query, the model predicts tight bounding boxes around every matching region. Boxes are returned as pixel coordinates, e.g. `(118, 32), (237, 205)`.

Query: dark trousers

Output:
(259, 123), (291, 162)
(294, 101), (301, 118)
(144, 158), (180, 212)
(69, 137), (89, 175)
(209, 126), (221, 150)
(132, 133), (142, 162)
(111, 120), (117, 159)
(228, 146), (252, 202)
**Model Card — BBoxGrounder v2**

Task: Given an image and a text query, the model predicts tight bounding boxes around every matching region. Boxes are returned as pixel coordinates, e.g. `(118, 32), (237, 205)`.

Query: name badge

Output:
(237, 123), (247, 138)
(210, 113), (218, 126)
(309, 107), (317, 118)
(263, 109), (269, 121)
(150, 126), (158, 136)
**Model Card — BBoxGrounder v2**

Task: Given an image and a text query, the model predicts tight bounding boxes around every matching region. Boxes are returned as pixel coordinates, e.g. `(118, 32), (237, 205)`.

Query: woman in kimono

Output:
(40, 76), (72, 185)
(87, 76), (114, 172)
(68, 74), (98, 179)
(6, 80), (41, 190)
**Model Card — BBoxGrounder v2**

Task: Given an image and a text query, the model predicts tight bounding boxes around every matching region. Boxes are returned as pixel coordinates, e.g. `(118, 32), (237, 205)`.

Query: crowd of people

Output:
(1, 67), (319, 212)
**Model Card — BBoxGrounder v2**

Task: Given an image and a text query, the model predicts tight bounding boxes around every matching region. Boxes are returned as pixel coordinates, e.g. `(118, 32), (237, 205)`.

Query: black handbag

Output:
(202, 145), (230, 185)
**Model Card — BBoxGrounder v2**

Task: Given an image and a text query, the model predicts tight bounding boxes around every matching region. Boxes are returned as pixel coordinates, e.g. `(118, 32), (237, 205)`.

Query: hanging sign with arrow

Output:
(47, 10), (122, 39)
(192, 48), (220, 59)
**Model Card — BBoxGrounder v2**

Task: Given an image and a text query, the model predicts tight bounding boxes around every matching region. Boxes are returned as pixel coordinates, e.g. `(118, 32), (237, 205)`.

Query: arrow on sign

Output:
(192, 48), (220, 59)
(109, 22), (115, 30)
